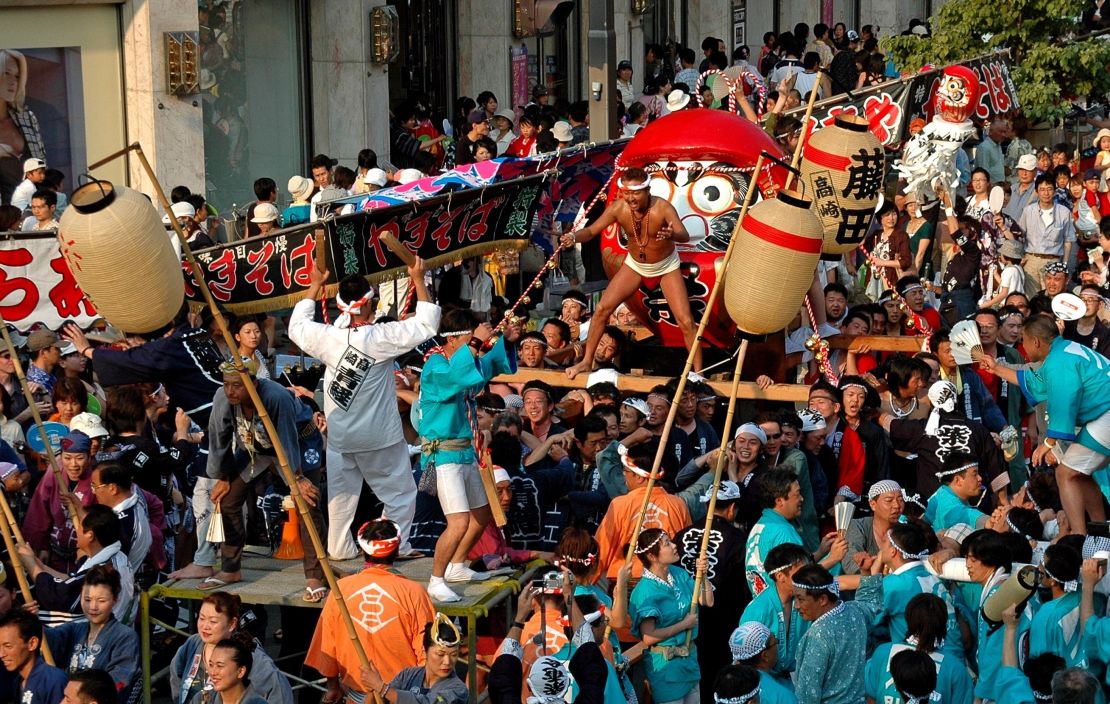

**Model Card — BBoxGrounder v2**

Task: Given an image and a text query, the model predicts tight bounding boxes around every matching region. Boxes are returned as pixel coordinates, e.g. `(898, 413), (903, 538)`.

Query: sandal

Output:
(303, 586), (329, 603)
(197, 576), (235, 591)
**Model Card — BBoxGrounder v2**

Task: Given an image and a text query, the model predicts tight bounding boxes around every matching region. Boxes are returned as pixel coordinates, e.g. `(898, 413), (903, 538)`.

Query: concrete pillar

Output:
(120, 0), (205, 195)
(308, 0), (392, 169)
(586, 0), (619, 141)
(456, 0), (512, 108)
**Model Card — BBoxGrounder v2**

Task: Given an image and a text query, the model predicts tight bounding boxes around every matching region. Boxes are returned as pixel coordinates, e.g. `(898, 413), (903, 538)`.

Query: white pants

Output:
(191, 477), (217, 567)
(326, 441), (417, 559)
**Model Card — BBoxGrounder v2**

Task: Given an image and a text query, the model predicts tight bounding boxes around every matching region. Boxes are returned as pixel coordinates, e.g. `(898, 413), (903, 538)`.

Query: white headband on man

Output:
(618, 177), (650, 191)
(335, 289), (374, 329)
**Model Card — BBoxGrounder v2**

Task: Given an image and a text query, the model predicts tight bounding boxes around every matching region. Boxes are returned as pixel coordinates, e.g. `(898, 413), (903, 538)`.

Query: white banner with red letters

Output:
(0, 232), (98, 332)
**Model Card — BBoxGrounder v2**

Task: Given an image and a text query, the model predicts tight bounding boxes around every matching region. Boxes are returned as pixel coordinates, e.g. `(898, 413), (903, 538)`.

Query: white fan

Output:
(949, 320), (983, 366)
(988, 186), (1005, 214)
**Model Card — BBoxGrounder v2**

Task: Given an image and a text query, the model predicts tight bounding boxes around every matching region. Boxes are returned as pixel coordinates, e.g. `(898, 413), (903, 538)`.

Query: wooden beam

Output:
(493, 369), (811, 402)
(825, 334), (925, 352)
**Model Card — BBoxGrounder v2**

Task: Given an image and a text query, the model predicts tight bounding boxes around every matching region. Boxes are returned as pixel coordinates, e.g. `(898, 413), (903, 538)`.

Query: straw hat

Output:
(1094, 128), (1110, 149)
(250, 203), (279, 223)
(287, 175), (313, 201)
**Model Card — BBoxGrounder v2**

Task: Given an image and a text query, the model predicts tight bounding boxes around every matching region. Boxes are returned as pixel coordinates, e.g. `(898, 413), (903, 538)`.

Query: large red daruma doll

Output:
(601, 109), (787, 348)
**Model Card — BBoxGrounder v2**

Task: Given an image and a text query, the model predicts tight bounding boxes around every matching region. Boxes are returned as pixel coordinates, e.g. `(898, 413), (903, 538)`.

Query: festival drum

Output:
(58, 180), (185, 334)
(723, 189), (823, 335)
(800, 114), (884, 255)
(602, 108), (787, 348)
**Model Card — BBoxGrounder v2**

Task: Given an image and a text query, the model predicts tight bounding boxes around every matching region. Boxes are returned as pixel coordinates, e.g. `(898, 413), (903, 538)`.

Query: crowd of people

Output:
(5, 7), (1110, 704)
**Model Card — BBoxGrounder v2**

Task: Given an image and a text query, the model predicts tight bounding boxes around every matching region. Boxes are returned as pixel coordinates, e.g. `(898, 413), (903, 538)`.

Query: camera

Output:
(532, 571), (563, 594)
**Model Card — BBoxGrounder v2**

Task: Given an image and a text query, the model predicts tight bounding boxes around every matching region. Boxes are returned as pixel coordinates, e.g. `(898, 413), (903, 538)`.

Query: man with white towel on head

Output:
(288, 257), (440, 560)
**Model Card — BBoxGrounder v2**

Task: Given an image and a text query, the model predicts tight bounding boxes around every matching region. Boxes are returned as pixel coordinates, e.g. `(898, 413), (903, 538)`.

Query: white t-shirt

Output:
(999, 264), (1025, 296)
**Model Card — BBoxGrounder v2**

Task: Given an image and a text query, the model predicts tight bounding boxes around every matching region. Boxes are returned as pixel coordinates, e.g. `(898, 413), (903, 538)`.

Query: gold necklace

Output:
(630, 207), (649, 260)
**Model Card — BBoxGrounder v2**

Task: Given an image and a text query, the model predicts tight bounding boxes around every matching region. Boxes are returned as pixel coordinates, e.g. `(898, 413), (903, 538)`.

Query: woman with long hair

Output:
(0, 49), (46, 204)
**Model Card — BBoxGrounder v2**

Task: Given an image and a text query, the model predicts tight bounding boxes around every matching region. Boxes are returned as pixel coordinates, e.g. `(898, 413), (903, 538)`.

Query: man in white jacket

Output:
(288, 258), (440, 559)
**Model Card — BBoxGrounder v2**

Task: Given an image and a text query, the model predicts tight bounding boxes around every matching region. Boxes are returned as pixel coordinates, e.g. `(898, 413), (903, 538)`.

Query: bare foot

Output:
(565, 361), (590, 380)
(169, 563), (214, 580)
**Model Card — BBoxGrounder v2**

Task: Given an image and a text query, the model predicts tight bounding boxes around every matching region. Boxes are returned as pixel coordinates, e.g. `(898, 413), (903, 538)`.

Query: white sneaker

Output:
(445, 563), (490, 583)
(427, 579), (461, 603)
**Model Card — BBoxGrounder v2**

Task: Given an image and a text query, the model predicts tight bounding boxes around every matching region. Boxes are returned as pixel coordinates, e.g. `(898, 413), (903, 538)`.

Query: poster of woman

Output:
(0, 47), (84, 208)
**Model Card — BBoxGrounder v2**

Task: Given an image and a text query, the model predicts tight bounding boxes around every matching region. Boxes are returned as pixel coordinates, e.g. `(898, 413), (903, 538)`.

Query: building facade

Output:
(1, 0), (936, 222)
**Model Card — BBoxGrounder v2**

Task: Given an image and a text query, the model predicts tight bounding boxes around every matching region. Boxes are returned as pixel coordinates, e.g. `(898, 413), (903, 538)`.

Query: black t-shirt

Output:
(889, 413), (1006, 499)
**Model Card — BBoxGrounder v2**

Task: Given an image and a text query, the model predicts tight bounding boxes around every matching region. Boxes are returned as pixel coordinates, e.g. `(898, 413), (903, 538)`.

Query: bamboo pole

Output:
(784, 82), (822, 191)
(684, 339), (750, 648)
(613, 155), (767, 631)
(0, 319), (79, 531)
(92, 144), (382, 704)
(0, 489), (53, 665)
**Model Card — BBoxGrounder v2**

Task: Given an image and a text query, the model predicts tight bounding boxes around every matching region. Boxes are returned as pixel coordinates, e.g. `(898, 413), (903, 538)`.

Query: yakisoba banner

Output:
(789, 52), (1019, 148)
(0, 232), (99, 331)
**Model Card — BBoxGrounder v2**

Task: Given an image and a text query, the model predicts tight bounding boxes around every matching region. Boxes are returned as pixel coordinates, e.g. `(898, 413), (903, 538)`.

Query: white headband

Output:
(1042, 562), (1078, 592)
(714, 687), (760, 704)
(335, 290), (374, 329)
(492, 467), (511, 484)
(618, 443), (651, 477)
(441, 329), (473, 337)
(936, 462), (976, 479)
(618, 177), (650, 191)
(886, 529), (929, 561)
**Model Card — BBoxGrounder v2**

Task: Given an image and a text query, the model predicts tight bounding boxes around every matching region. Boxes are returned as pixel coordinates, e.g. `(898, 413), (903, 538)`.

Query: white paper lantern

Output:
(58, 180), (185, 333)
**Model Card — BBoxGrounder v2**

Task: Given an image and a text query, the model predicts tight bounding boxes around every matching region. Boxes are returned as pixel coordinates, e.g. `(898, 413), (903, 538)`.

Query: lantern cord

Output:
(803, 294), (840, 386)
(0, 319), (80, 533)
(95, 143), (385, 704)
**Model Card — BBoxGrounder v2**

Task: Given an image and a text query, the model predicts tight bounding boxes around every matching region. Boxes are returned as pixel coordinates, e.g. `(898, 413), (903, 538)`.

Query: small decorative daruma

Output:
(800, 114), (884, 255)
(58, 180), (185, 333)
(723, 190), (823, 335)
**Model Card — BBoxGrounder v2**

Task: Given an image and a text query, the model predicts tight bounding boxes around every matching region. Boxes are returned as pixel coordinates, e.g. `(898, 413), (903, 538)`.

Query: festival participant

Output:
(629, 527), (711, 704)
(355, 617), (468, 704)
(0, 610), (67, 704)
(669, 376), (720, 457)
(979, 314), (1110, 532)
(418, 308), (519, 603)
(468, 466), (554, 567)
(728, 623), (797, 704)
(82, 462), (156, 575)
(197, 638), (270, 704)
(961, 530), (1033, 701)
(745, 468), (846, 596)
(308, 519), (435, 703)
(740, 543), (813, 683)
(203, 359), (327, 599)
(807, 382), (866, 503)
(882, 380), (1008, 500)
(49, 377), (86, 428)
(595, 439), (691, 581)
(63, 308), (225, 582)
(841, 480), (904, 574)
(618, 397), (649, 438)
(1062, 283), (1110, 358)
(516, 332), (551, 370)
(45, 565), (140, 695)
(288, 258), (438, 560)
(18, 504), (135, 625)
(559, 167), (696, 378)
(24, 429), (96, 573)
(922, 452), (999, 532)
(60, 669), (119, 704)
(864, 593), (973, 704)
(896, 275), (942, 334)
(757, 410), (819, 551)
(643, 386), (695, 481)
(792, 564), (882, 704)
(1029, 543), (1084, 666)
(794, 409), (831, 515)
(869, 523), (963, 657)
(1029, 262), (1072, 314)
(520, 381), (566, 443)
(169, 592), (292, 704)
(675, 481), (749, 702)
(932, 329), (1009, 432)
(229, 316), (270, 380)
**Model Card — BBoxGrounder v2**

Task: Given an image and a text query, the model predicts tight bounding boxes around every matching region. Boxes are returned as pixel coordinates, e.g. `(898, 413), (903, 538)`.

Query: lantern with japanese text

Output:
(723, 189), (823, 335)
(58, 180), (185, 334)
(800, 114), (885, 255)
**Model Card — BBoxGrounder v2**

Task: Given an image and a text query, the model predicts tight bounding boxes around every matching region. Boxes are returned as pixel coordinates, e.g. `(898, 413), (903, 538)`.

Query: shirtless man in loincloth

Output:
(560, 166), (698, 379)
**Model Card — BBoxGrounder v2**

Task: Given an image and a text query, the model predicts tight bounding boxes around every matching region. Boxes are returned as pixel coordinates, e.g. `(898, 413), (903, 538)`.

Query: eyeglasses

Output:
(89, 482), (107, 491)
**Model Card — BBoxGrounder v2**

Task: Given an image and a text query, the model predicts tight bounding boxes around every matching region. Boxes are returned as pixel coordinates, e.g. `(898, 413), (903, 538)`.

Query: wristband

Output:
(944, 207), (955, 217)
(1043, 439), (1056, 449)
(468, 337), (483, 352)
(511, 620), (526, 630)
